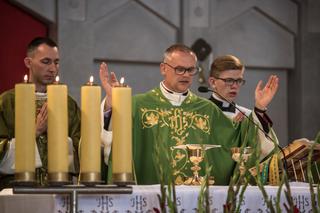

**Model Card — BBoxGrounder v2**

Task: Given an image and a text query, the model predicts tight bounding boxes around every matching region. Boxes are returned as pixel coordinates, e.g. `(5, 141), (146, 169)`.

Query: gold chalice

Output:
(186, 145), (204, 185)
(172, 144), (221, 185)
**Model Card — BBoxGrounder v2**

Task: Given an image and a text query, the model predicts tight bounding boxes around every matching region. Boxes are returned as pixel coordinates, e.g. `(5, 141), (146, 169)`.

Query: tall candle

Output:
(47, 77), (68, 174)
(112, 78), (132, 178)
(80, 76), (101, 177)
(15, 75), (36, 176)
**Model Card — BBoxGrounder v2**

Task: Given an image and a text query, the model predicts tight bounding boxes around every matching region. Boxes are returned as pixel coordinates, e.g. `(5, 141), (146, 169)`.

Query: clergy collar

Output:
(160, 81), (189, 96)
(160, 81), (189, 106)
(211, 92), (230, 107)
(35, 92), (47, 97)
(210, 93), (236, 113)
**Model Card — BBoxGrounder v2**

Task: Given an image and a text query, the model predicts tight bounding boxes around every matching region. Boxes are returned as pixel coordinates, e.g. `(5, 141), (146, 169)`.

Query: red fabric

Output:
(0, 0), (47, 93)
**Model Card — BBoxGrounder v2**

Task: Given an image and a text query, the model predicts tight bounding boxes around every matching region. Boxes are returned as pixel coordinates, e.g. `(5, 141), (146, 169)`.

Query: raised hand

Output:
(99, 62), (119, 110)
(255, 75), (279, 110)
(36, 102), (48, 137)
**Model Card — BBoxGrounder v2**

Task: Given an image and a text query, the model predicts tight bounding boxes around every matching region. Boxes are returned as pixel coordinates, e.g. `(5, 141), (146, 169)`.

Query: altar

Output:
(0, 183), (316, 212)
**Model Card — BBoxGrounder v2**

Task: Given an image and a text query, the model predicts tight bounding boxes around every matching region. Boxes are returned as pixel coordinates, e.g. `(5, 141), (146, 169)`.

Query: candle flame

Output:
(23, 75), (28, 83)
(55, 76), (60, 83)
(120, 77), (125, 84)
(90, 76), (94, 83)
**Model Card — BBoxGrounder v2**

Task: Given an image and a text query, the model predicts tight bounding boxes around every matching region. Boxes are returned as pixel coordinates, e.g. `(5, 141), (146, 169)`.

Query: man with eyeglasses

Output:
(100, 44), (278, 185)
(207, 55), (279, 181)
(208, 55), (277, 130)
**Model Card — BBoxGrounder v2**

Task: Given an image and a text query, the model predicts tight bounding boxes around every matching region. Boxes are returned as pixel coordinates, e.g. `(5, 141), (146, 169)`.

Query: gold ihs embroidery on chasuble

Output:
(140, 105), (211, 183)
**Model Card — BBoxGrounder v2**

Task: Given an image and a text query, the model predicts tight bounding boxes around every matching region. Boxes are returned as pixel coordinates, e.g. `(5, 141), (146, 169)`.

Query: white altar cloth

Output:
(0, 182), (316, 212)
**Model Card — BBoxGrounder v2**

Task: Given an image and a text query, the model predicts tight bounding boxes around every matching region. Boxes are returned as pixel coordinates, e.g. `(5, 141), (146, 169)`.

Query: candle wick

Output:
(120, 83), (127, 87)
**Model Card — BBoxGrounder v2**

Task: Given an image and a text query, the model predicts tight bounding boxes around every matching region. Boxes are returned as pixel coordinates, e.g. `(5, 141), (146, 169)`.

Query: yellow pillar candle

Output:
(80, 76), (101, 182)
(15, 76), (36, 181)
(112, 79), (132, 183)
(47, 78), (69, 181)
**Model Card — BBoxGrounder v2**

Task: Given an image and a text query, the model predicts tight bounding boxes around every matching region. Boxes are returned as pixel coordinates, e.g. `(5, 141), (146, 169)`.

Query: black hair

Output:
(27, 37), (58, 56)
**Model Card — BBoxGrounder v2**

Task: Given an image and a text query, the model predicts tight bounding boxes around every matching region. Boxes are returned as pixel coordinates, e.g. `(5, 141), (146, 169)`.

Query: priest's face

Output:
(208, 69), (245, 102)
(24, 43), (59, 89)
(160, 50), (197, 93)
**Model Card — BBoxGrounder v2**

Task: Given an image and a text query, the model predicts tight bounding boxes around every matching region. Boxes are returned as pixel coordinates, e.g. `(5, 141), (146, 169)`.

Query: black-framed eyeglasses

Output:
(163, 62), (200, 76)
(216, 77), (246, 86)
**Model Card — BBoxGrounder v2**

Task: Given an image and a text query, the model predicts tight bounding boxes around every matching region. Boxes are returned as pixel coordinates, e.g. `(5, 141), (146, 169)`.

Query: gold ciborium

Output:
(231, 147), (253, 164)
(230, 146), (253, 183)
(172, 144), (221, 185)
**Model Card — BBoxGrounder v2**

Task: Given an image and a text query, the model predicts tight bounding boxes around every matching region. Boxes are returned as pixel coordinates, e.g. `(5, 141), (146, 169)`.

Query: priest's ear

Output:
(160, 62), (166, 76)
(24, 57), (32, 69)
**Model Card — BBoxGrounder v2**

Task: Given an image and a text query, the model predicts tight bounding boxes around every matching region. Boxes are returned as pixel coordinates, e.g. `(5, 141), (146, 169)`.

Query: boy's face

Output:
(209, 69), (244, 102)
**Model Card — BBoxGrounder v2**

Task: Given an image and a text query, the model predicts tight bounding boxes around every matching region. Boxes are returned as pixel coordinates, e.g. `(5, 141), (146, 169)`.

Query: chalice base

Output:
(184, 176), (215, 185)
(184, 176), (204, 185)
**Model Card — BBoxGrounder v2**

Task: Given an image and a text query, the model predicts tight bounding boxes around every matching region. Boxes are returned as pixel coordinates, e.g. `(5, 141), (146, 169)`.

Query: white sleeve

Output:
(0, 139), (42, 174)
(100, 97), (113, 165)
(252, 112), (278, 160)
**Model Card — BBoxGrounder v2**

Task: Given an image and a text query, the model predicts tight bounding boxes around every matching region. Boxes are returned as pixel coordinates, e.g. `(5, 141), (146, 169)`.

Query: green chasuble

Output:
(0, 89), (81, 189)
(132, 87), (258, 185)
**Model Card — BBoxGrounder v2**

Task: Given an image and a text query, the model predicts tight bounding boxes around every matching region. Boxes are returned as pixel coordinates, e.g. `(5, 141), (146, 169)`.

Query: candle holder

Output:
(48, 172), (71, 186)
(14, 172), (36, 186)
(112, 173), (135, 186)
(171, 144), (221, 185)
(79, 172), (102, 186)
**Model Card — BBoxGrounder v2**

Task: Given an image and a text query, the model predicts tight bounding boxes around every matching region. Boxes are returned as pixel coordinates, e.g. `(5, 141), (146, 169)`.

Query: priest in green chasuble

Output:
(0, 37), (81, 189)
(100, 44), (279, 185)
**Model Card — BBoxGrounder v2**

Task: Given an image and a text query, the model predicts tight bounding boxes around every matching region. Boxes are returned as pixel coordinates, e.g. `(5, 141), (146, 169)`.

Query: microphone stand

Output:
(198, 86), (287, 171)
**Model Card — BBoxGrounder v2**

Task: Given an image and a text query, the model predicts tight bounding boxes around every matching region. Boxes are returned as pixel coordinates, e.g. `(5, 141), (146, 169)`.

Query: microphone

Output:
(198, 86), (287, 170)
(198, 86), (213, 93)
